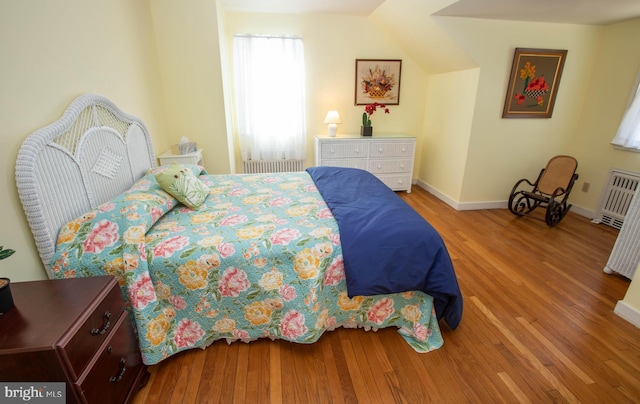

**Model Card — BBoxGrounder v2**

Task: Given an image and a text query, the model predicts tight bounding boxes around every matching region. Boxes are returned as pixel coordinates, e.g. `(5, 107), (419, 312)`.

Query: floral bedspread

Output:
(51, 166), (444, 365)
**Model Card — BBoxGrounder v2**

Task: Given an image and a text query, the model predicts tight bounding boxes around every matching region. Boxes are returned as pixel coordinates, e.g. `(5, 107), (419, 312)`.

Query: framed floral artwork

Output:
(502, 48), (568, 118)
(355, 59), (402, 105)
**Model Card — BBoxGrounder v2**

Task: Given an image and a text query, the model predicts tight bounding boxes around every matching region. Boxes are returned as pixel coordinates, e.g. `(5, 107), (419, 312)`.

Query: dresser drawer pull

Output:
(91, 311), (111, 335)
(109, 358), (127, 383)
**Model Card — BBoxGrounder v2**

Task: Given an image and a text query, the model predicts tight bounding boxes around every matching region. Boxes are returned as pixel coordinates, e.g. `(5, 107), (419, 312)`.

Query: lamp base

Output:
(328, 124), (337, 137)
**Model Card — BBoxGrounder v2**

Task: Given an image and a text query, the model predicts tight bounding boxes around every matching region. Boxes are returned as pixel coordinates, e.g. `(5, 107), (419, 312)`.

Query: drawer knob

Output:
(109, 358), (127, 383)
(378, 148), (383, 153)
(377, 164), (382, 169)
(91, 311), (111, 336)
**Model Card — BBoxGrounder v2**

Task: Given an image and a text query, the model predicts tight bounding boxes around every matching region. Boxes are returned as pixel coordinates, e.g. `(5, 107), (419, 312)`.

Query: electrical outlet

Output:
(582, 182), (590, 192)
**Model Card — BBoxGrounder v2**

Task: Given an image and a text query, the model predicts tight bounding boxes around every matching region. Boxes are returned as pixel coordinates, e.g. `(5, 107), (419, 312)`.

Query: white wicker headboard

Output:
(16, 94), (156, 278)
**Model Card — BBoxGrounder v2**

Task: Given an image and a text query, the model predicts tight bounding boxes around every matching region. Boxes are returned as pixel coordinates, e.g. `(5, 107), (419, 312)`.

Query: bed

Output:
(15, 94), (462, 365)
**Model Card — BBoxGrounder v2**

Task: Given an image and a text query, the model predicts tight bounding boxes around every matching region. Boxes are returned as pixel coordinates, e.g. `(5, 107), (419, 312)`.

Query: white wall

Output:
(419, 68), (479, 202)
(567, 19), (640, 212)
(149, 0), (231, 175)
(222, 12), (429, 174)
(0, 0), (166, 281)
(615, 263), (640, 328)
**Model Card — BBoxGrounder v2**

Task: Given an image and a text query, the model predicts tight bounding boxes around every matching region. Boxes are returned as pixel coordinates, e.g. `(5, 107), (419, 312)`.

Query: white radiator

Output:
(592, 168), (640, 229)
(604, 187), (640, 279)
(243, 159), (304, 174)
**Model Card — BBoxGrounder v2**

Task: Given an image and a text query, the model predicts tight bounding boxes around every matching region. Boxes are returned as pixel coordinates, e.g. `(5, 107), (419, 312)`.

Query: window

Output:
(611, 69), (640, 151)
(233, 35), (306, 161)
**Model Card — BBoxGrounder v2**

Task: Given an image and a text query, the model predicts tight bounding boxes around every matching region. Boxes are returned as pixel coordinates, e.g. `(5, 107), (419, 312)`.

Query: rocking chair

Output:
(508, 155), (578, 227)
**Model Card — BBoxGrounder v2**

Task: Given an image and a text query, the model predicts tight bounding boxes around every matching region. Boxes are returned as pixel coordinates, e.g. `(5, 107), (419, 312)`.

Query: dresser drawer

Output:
(65, 283), (126, 380)
(369, 142), (414, 158)
(376, 174), (412, 191)
(320, 142), (369, 159)
(320, 159), (368, 170)
(78, 312), (144, 404)
(368, 159), (413, 174)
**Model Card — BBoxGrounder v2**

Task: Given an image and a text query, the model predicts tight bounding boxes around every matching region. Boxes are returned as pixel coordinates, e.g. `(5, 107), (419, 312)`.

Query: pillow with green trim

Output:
(155, 162), (209, 210)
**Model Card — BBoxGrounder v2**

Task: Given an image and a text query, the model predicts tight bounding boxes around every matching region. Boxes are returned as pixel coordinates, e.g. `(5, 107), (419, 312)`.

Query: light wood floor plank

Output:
(133, 185), (640, 403)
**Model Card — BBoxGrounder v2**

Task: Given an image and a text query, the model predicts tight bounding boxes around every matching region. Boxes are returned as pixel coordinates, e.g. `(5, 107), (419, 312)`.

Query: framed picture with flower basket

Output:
(355, 59), (402, 105)
(502, 48), (568, 118)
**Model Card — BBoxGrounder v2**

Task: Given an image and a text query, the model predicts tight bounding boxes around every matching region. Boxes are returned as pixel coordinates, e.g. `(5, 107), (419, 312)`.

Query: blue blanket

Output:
(307, 167), (463, 329)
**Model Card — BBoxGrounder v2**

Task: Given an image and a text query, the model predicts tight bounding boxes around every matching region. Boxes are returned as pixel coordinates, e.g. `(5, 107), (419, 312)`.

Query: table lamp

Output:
(323, 110), (342, 137)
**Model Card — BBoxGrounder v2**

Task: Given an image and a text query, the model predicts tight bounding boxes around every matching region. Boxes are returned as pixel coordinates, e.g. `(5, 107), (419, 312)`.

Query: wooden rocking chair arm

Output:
(551, 187), (568, 199)
(513, 178), (535, 189)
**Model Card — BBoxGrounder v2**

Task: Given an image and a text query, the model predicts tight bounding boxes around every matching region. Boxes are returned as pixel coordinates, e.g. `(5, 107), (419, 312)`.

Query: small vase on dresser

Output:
(360, 126), (373, 137)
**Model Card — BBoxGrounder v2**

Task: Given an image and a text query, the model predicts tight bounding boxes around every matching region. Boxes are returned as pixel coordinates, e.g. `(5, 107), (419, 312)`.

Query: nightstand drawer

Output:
(320, 143), (369, 159)
(79, 312), (144, 404)
(368, 159), (413, 174)
(158, 149), (204, 166)
(66, 283), (126, 380)
(369, 142), (414, 158)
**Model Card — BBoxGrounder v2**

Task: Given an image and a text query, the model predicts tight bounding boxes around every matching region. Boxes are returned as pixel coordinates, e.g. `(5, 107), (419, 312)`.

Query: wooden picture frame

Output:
(355, 59), (401, 105)
(502, 48), (567, 118)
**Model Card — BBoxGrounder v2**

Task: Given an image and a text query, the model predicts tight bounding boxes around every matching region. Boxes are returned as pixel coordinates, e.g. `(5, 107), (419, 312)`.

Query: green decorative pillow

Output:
(155, 162), (209, 209)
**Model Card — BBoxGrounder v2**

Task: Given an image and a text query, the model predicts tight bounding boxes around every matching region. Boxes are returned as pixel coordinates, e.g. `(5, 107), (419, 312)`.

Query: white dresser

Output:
(314, 134), (416, 193)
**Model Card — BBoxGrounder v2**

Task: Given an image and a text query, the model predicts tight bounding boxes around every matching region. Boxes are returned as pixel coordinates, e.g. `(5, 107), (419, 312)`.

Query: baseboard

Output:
(569, 204), (594, 220)
(414, 179), (595, 218)
(614, 300), (640, 329)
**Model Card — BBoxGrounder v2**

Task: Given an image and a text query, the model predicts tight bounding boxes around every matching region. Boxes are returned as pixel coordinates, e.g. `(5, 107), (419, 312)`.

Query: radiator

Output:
(592, 168), (640, 229)
(604, 187), (640, 279)
(242, 159), (304, 174)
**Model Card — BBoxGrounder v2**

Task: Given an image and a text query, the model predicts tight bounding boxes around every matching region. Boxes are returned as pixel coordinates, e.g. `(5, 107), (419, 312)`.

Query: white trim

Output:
(614, 300), (640, 329)
(415, 179), (460, 209)
(569, 205), (594, 220)
(414, 179), (595, 219)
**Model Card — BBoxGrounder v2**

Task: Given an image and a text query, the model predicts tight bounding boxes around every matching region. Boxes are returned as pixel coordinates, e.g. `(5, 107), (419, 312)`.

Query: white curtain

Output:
(233, 35), (306, 161)
(612, 69), (640, 150)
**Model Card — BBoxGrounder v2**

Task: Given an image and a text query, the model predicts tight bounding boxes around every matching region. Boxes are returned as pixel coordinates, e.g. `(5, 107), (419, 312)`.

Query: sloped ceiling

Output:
(219, 0), (640, 25)
(434, 0), (640, 26)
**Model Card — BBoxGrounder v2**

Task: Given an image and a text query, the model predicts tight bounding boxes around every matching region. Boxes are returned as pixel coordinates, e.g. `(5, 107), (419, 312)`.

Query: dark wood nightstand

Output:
(0, 276), (149, 404)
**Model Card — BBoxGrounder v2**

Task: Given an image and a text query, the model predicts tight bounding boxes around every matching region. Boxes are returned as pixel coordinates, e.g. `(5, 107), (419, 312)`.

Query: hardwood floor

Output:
(132, 185), (639, 403)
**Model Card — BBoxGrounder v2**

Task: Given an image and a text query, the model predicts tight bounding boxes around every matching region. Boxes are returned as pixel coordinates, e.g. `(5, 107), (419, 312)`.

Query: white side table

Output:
(158, 149), (204, 166)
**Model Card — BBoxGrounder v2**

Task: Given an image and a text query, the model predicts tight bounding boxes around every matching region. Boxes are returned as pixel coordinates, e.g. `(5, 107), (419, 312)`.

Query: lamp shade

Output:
(323, 110), (342, 124)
